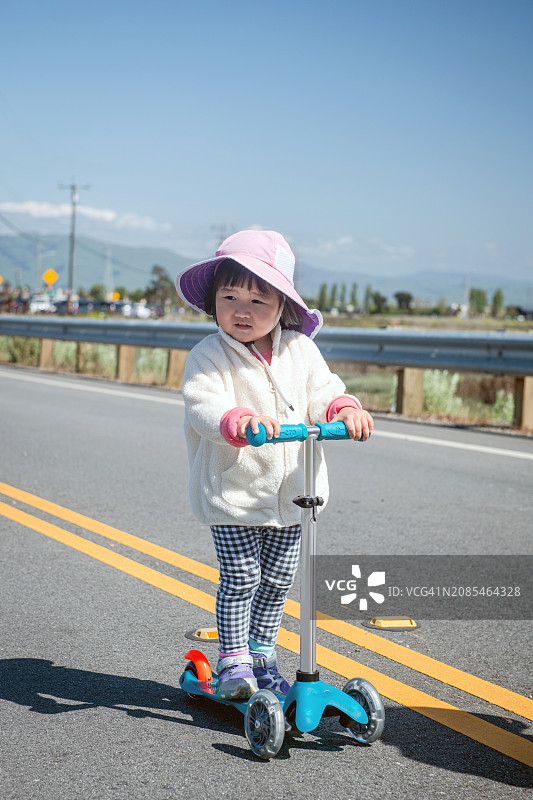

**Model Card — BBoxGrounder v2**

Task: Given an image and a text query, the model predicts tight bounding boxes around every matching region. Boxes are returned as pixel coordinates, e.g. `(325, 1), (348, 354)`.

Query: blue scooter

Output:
(179, 421), (385, 759)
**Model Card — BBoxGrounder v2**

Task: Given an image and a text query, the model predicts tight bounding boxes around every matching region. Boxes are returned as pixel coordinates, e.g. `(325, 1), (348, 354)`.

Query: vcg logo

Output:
(325, 564), (386, 611)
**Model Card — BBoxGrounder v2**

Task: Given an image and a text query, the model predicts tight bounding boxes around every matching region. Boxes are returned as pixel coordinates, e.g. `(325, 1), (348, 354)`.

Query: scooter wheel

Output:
(341, 678), (385, 744)
(181, 661), (199, 700)
(244, 689), (285, 759)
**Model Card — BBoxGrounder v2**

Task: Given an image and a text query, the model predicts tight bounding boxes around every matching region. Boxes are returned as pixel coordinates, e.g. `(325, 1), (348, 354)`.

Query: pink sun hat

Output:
(175, 229), (323, 338)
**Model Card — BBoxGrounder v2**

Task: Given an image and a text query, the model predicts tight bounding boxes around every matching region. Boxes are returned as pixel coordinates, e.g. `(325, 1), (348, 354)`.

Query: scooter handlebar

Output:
(246, 422), (309, 447)
(246, 421), (368, 447)
(316, 421), (358, 440)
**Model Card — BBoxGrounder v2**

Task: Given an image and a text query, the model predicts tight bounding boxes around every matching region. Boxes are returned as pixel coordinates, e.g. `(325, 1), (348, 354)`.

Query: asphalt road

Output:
(1, 363), (532, 799)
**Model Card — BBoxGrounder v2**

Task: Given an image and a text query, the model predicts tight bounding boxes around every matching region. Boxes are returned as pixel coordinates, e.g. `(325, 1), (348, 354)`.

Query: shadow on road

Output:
(1, 658), (531, 786)
(378, 705), (532, 788)
(0, 657), (242, 730)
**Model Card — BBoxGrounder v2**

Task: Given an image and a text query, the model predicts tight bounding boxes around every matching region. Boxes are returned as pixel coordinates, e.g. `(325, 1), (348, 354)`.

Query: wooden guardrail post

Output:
(513, 376), (533, 432)
(167, 348), (188, 388)
(396, 367), (424, 416)
(39, 339), (54, 369)
(116, 345), (135, 382)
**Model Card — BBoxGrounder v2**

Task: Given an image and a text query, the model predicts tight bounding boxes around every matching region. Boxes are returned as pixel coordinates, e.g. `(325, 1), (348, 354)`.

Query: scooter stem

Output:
(299, 429), (319, 675)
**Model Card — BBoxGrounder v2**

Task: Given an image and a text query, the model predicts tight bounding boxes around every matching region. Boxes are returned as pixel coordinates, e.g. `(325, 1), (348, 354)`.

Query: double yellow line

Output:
(1, 480), (532, 768)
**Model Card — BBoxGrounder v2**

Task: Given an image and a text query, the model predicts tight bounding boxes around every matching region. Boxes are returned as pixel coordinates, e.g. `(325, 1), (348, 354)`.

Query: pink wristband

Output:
(325, 395), (363, 422)
(220, 407), (257, 447)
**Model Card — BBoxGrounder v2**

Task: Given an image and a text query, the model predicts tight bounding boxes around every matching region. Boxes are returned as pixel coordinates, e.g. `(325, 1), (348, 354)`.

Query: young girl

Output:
(176, 230), (373, 701)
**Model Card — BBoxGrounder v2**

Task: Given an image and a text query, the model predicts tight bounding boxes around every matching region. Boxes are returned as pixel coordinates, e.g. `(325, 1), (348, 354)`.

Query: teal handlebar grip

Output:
(317, 421), (370, 441)
(316, 421), (350, 440)
(246, 423), (309, 447)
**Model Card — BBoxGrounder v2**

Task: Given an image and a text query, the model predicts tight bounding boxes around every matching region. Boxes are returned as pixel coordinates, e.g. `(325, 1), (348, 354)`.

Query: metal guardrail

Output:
(1, 315), (532, 376)
(318, 327), (533, 376)
(0, 315), (216, 352)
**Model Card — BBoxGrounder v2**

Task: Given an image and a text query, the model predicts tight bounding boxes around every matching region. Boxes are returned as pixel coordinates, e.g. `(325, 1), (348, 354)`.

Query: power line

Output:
(75, 239), (153, 276)
(0, 209), (172, 290)
(0, 212), (42, 288)
(0, 212), (40, 243)
(0, 210), (148, 277)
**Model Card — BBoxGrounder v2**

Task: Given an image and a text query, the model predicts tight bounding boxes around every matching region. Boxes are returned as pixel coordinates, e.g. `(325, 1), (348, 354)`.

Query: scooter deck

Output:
(179, 669), (369, 732)
(179, 667), (287, 715)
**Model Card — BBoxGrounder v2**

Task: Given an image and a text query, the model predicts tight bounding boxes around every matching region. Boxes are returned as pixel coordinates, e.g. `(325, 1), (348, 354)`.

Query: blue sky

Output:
(1, 0), (532, 281)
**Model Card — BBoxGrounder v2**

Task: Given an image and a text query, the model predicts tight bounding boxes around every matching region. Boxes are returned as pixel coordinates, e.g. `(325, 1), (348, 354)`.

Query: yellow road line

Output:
(1, 480), (531, 723)
(298, 605), (533, 723)
(0, 481), (219, 582)
(1, 499), (533, 768)
(0, 501), (216, 615)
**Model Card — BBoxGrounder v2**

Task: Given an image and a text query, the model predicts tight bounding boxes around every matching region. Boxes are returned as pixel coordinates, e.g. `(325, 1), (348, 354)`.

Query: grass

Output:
(333, 364), (397, 412)
(49, 341), (77, 372)
(77, 343), (117, 378)
(40, 343), (168, 384)
(132, 348), (168, 384)
(0, 336), (40, 366)
(318, 312), (533, 332)
(334, 363), (516, 427)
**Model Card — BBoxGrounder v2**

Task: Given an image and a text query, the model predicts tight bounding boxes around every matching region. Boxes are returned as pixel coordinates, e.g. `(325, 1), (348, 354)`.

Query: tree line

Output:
(68, 274), (514, 318)
(80, 265), (176, 306)
(314, 281), (508, 317)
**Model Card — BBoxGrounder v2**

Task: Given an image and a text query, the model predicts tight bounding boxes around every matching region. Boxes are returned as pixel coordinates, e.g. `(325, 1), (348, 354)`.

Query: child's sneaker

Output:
(251, 652), (291, 695)
(216, 654), (258, 701)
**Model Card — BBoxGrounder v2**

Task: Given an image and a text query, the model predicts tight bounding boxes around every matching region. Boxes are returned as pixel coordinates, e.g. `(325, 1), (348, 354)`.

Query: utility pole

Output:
(211, 223), (227, 247)
(211, 223), (237, 248)
(36, 239), (41, 292)
(104, 245), (113, 299)
(59, 180), (90, 308)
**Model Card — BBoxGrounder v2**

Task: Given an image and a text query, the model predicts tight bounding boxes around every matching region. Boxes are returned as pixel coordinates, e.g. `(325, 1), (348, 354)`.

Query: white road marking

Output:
(0, 367), (184, 406)
(373, 429), (533, 461)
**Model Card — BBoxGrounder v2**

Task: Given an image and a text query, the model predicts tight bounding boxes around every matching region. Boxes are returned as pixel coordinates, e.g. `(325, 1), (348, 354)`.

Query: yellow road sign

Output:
(42, 268), (58, 285)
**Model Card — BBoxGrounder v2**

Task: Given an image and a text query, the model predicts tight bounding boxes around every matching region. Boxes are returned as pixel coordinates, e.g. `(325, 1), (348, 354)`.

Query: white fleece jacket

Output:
(182, 324), (348, 527)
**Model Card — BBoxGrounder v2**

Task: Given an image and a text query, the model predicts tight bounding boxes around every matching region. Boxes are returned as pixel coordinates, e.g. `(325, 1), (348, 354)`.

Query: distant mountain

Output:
(296, 262), (531, 308)
(0, 233), (530, 307)
(0, 234), (190, 294)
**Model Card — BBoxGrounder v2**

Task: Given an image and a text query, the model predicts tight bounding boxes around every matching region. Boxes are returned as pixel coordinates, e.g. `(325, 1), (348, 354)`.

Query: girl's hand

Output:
(237, 415), (281, 441)
(331, 407), (374, 441)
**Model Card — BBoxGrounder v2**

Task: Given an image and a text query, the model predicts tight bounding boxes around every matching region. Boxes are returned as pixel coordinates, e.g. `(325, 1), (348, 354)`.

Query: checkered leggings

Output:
(210, 524), (301, 652)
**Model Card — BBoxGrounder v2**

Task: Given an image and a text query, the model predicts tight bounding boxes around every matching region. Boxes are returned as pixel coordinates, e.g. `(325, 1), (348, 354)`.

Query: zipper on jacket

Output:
(249, 343), (295, 411)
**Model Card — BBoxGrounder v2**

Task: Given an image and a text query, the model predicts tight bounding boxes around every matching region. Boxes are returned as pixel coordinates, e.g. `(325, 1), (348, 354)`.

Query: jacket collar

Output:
(217, 324), (294, 411)
(217, 323), (282, 359)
